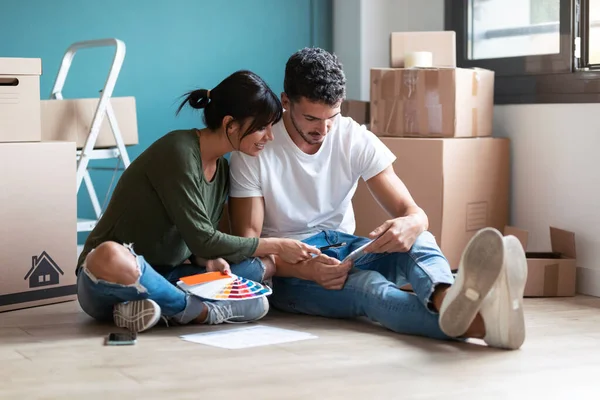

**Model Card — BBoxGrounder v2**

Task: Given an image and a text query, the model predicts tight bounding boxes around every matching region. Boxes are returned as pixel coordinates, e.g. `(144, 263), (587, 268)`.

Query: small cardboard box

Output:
(0, 58), (42, 143)
(341, 100), (370, 126)
(353, 137), (510, 269)
(504, 226), (577, 297)
(370, 67), (494, 138)
(40, 97), (139, 149)
(0, 141), (77, 312)
(390, 31), (457, 68)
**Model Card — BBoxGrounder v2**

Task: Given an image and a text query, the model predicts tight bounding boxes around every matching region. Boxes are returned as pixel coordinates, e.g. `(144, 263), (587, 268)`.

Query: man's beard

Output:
(290, 112), (323, 145)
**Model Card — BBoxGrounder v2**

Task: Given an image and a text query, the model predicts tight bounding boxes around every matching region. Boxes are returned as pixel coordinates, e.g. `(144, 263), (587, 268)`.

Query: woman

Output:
(76, 70), (320, 333)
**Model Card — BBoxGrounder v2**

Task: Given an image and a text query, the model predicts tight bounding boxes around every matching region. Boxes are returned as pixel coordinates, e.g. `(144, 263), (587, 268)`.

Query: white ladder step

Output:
(77, 218), (97, 232)
(76, 148), (121, 160)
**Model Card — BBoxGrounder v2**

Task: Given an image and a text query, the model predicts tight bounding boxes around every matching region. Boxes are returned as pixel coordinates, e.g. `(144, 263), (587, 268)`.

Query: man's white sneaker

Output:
(439, 227), (505, 338)
(204, 296), (270, 324)
(479, 235), (528, 350)
(114, 299), (162, 333)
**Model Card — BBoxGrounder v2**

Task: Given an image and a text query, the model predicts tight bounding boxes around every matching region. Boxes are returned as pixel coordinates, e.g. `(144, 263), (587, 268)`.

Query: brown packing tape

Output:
(402, 100), (418, 135)
(472, 69), (480, 136)
(370, 70), (381, 133)
(398, 69), (418, 135)
(472, 69), (480, 96)
(424, 69), (442, 136)
(543, 263), (560, 296)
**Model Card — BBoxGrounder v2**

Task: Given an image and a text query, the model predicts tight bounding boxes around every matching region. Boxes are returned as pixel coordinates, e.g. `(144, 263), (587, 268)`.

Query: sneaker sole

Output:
(502, 235), (528, 349)
(114, 299), (161, 333)
(439, 228), (505, 337)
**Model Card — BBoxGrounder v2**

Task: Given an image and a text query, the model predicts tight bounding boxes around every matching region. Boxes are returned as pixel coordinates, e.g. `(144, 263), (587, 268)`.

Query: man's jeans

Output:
(270, 230), (455, 340)
(77, 244), (266, 324)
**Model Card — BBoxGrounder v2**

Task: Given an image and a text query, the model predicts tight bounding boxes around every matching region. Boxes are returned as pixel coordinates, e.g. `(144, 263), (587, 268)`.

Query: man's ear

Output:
(281, 92), (290, 110)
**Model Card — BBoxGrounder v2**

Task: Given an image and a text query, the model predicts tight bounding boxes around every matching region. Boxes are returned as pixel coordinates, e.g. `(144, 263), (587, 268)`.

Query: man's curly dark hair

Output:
(284, 47), (346, 106)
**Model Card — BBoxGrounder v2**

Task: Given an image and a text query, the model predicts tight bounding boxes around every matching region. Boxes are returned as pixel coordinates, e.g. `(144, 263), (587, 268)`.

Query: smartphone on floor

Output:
(105, 331), (137, 346)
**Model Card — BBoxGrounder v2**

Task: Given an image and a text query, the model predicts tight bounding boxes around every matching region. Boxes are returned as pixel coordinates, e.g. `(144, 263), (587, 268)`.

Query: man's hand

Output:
(305, 254), (353, 290)
(364, 214), (426, 254)
(205, 258), (231, 274)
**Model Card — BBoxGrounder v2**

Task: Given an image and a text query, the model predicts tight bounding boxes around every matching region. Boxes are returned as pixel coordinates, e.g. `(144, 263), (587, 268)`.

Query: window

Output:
(38, 275), (44, 283)
(587, 0), (600, 64)
(446, 0), (600, 103)
(470, 0), (561, 60)
(45, 274), (51, 282)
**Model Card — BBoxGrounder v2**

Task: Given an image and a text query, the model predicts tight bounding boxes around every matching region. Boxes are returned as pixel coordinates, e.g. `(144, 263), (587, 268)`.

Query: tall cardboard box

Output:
(0, 58), (42, 142)
(40, 97), (139, 149)
(352, 137), (510, 269)
(505, 226), (577, 297)
(390, 31), (457, 68)
(370, 67), (494, 138)
(0, 141), (77, 312)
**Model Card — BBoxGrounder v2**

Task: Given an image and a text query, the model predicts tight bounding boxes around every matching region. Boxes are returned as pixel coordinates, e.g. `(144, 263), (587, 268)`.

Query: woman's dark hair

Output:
(284, 47), (346, 106)
(177, 70), (282, 140)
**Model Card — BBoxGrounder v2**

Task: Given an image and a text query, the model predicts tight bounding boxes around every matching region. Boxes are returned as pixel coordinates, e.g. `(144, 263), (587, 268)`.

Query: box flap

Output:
(0, 58), (42, 76)
(550, 227), (576, 258)
(504, 226), (529, 250)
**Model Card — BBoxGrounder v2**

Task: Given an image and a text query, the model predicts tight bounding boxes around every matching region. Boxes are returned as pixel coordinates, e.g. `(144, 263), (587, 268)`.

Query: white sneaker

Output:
(479, 235), (528, 350)
(439, 228), (505, 337)
(114, 299), (162, 333)
(204, 297), (270, 324)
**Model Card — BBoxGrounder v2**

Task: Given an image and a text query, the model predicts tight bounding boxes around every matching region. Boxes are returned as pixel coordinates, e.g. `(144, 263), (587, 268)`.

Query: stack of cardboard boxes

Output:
(349, 31), (509, 271)
(0, 56), (140, 313)
(345, 31), (576, 297)
(0, 57), (77, 312)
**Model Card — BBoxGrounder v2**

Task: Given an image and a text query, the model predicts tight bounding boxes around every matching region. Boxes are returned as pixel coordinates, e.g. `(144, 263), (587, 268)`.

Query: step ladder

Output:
(49, 38), (132, 233)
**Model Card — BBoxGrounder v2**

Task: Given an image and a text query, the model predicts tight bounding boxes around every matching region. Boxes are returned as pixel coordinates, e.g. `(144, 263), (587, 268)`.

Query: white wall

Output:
(333, 0), (362, 99)
(333, 0), (600, 296)
(494, 105), (600, 296)
(333, 0), (445, 100)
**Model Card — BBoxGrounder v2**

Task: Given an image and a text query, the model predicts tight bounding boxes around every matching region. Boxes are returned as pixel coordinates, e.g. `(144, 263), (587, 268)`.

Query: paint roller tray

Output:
(177, 271), (272, 301)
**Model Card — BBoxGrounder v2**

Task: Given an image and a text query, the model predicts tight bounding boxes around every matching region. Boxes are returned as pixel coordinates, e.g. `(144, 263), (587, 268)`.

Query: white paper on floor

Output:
(180, 325), (318, 349)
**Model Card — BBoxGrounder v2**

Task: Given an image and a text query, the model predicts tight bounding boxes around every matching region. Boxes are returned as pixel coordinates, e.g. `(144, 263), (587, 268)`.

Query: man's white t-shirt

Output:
(229, 115), (396, 240)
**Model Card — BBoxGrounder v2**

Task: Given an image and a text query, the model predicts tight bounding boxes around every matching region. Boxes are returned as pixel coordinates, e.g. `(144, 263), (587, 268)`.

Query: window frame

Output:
(445, 0), (600, 104)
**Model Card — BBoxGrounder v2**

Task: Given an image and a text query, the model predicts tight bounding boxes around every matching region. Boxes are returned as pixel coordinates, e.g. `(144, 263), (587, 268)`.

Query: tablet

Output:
(342, 240), (374, 263)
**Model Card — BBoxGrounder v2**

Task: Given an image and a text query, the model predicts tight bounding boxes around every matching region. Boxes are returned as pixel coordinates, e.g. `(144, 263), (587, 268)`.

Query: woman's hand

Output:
(276, 239), (321, 264)
(205, 258), (231, 274)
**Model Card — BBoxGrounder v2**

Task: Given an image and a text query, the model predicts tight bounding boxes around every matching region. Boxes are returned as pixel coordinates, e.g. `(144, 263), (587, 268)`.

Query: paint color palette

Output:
(177, 272), (272, 301)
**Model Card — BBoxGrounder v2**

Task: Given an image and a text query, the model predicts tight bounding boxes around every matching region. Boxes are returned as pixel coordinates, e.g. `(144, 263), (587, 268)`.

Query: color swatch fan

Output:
(177, 272), (272, 301)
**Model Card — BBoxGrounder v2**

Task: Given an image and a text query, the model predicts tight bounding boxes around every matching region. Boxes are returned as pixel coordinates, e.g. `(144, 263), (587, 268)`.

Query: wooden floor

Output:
(1, 296), (600, 399)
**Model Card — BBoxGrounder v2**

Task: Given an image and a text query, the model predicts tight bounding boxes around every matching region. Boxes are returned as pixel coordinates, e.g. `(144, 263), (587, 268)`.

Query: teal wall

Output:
(0, 0), (332, 244)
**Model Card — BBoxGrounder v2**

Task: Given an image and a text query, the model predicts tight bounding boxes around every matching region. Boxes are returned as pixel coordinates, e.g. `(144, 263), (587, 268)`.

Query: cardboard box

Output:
(390, 31), (457, 68)
(40, 97), (139, 149)
(0, 58), (42, 143)
(0, 141), (77, 312)
(341, 100), (370, 126)
(352, 137), (510, 269)
(370, 67), (494, 138)
(504, 226), (577, 297)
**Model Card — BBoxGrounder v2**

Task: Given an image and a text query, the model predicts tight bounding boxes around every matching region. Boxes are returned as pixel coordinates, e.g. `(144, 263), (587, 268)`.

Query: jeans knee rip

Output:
(81, 242), (148, 294)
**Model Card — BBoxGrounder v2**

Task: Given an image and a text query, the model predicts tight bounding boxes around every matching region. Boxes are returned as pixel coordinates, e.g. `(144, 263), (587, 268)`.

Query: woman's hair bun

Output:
(187, 89), (211, 109)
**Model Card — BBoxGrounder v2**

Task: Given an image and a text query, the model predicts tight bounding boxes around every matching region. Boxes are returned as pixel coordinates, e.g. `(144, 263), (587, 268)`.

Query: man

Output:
(228, 47), (528, 350)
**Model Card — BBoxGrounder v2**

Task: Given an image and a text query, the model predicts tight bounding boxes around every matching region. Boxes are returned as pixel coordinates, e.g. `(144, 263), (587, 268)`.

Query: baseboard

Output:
(576, 267), (600, 297)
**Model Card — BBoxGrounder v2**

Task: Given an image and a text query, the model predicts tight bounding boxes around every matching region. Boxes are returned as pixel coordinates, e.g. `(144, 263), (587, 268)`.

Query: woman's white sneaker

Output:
(439, 228), (505, 337)
(204, 297), (270, 324)
(479, 235), (528, 350)
(114, 299), (162, 333)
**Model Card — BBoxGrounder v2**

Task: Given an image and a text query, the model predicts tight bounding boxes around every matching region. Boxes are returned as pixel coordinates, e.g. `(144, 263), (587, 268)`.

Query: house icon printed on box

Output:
(24, 251), (63, 289)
